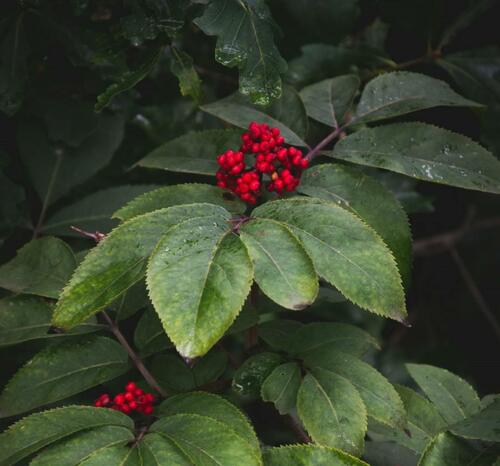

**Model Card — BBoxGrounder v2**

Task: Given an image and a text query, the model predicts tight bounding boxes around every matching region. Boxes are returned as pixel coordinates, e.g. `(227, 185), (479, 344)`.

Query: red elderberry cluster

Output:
(94, 382), (155, 415)
(216, 122), (309, 204)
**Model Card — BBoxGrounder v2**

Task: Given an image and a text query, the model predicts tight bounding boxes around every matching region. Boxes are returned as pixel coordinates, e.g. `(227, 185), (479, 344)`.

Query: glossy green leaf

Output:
(138, 131), (242, 176)
(43, 185), (158, 237)
(263, 444), (369, 466)
(134, 306), (172, 357)
(233, 352), (282, 397)
(354, 71), (481, 123)
(0, 237), (76, 299)
(201, 88), (308, 147)
(95, 47), (161, 111)
(240, 219), (318, 310)
(147, 217), (252, 357)
(170, 47), (203, 103)
(419, 432), (496, 466)
(194, 0), (287, 105)
(18, 113), (124, 205)
(261, 362), (301, 415)
(115, 184), (245, 221)
(53, 203), (228, 329)
(297, 368), (366, 454)
(78, 445), (138, 466)
(450, 397), (500, 442)
(0, 295), (53, 347)
(140, 433), (192, 465)
(332, 123), (500, 194)
(158, 392), (259, 454)
(0, 406), (133, 466)
(290, 322), (380, 358)
(30, 426), (134, 466)
(258, 319), (304, 351)
(406, 364), (481, 424)
(300, 75), (360, 128)
(0, 336), (128, 417)
(254, 198), (406, 321)
(306, 350), (406, 429)
(151, 413), (262, 465)
(113, 280), (150, 321)
(299, 164), (412, 285)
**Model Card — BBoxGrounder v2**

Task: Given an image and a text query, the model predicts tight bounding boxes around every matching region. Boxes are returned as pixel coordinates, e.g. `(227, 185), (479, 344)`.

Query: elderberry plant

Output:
(0, 1), (499, 465)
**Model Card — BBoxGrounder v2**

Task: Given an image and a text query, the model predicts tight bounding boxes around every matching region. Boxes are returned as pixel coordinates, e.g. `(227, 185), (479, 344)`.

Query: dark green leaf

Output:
(0, 336), (129, 418)
(332, 123), (500, 193)
(113, 280), (150, 321)
(30, 426), (134, 466)
(201, 88), (308, 147)
(140, 434), (192, 465)
(53, 204), (228, 329)
(233, 352), (282, 397)
(258, 319), (304, 351)
(354, 72), (481, 124)
(138, 131), (242, 176)
(299, 164), (412, 285)
(363, 442), (418, 466)
(450, 397), (500, 442)
(147, 218), (253, 357)
(170, 47), (203, 103)
(194, 0), (287, 105)
(0, 406), (133, 466)
(134, 306), (172, 357)
(297, 368), (367, 454)
(254, 198), (406, 321)
(300, 75), (360, 128)
(406, 364), (481, 425)
(78, 445), (138, 466)
(0, 237), (76, 299)
(43, 185), (158, 237)
(261, 362), (301, 415)
(240, 218), (318, 310)
(263, 444), (369, 466)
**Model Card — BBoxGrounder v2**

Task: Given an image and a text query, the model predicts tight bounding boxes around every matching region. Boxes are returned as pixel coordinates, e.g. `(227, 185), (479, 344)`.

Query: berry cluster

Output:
(216, 122), (309, 204)
(94, 381), (155, 415)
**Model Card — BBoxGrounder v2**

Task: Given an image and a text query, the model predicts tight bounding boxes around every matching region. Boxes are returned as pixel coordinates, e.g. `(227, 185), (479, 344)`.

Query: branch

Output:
(101, 311), (168, 398)
(304, 125), (345, 162)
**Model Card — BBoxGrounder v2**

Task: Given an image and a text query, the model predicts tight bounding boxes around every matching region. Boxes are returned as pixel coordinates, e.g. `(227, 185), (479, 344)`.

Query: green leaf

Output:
(300, 75), (360, 128)
(332, 123), (500, 194)
(158, 392), (259, 454)
(233, 352), (282, 397)
(113, 280), (150, 321)
(0, 336), (128, 418)
(30, 426), (134, 466)
(147, 216), (253, 357)
(134, 306), (172, 357)
(201, 87), (308, 147)
(297, 369), (366, 454)
(194, 0), (287, 105)
(18, 113), (125, 205)
(53, 203), (228, 329)
(95, 47), (161, 112)
(254, 198), (406, 321)
(363, 442), (418, 466)
(263, 444), (369, 466)
(140, 434), (192, 465)
(0, 295), (53, 347)
(0, 237), (76, 299)
(419, 432), (496, 466)
(369, 385), (447, 454)
(258, 319), (304, 351)
(450, 397), (500, 442)
(305, 350), (406, 429)
(353, 71), (481, 124)
(406, 364), (481, 425)
(0, 406), (133, 466)
(151, 413), (262, 465)
(240, 219), (318, 310)
(115, 184), (245, 221)
(299, 164), (412, 285)
(290, 322), (380, 358)
(79, 445), (138, 466)
(170, 47), (203, 103)
(43, 185), (158, 237)
(138, 131), (242, 176)
(261, 362), (301, 415)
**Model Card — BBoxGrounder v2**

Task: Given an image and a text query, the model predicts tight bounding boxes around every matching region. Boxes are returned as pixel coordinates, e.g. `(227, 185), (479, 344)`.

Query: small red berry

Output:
(114, 394), (125, 405)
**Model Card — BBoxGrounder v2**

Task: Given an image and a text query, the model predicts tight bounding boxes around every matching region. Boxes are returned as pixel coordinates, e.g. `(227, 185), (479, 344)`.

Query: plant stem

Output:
(304, 125), (344, 162)
(101, 311), (168, 398)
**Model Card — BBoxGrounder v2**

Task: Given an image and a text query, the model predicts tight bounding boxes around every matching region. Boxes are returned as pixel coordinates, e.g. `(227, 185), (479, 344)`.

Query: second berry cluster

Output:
(94, 381), (155, 414)
(216, 122), (309, 204)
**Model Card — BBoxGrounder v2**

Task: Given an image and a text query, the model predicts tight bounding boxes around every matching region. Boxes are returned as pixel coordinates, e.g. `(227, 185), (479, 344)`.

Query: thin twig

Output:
(304, 125), (345, 162)
(101, 311), (168, 398)
(449, 247), (500, 342)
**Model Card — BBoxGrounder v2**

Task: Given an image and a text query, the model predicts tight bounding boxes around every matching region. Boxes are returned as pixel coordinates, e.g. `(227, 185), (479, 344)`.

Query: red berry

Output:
(129, 401), (138, 410)
(134, 388), (144, 397)
(143, 405), (153, 415)
(121, 405), (131, 413)
(145, 393), (155, 403)
(114, 394), (125, 405)
(125, 392), (134, 401)
(249, 181), (260, 191)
